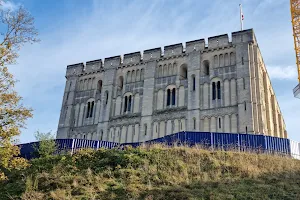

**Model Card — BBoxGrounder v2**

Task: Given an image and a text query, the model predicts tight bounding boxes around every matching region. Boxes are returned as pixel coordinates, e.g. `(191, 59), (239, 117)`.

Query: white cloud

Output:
(1, 1), (18, 11)
(266, 65), (298, 80)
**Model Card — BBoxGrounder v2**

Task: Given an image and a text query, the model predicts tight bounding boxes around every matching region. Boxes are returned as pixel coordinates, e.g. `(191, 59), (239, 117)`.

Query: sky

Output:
(1, 0), (299, 143)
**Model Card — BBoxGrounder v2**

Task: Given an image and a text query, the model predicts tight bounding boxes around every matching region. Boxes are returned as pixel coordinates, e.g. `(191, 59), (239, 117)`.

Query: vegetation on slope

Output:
(1, 145), (300, 200)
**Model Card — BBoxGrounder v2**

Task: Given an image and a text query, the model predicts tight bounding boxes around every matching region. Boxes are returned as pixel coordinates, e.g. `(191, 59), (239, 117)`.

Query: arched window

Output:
(124, 96), (128, 113)
(180, 64), (187, 79)
(192, 75), (196, 91)
(173, 63), (177, 75)
(168, 64), (172, 76)
(217, 81), (221, 99)
(203, 60), (210, 75)
(159, 66), (163, 77)
(136, 69), (140, 81)
(172, 88), (176, 105)
(105, 91), (109, 105)
(212, 82), (216, 100)
(128, 95), (132, 112)
(118, 76), (124, 90)
(90, 101), (94, 118)
(131, 70), (135, 82)
(167, 89), (171, 106)
(86, 102), (90, 118)
(144, 124), (147, 135)
(97, 80), (102, 93)
(86, 101), (95, 118)
(163, 64), (168, 76)
(126, 71), (131, 83)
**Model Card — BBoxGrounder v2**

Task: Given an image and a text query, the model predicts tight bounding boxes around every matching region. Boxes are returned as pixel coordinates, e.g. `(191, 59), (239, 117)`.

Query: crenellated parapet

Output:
(104, 56), (121, 70)
(143, 47), (162, 61)
(232, 29), (256, 44)
(164, 43), (183, 57)
(65, 29), (255, 75)
(123, 52), (141, 65)
(186, 39), (205, 53)
(85, 59), (102, 73)
(66, 63), (84, 78)
(208, 34), (229, 49)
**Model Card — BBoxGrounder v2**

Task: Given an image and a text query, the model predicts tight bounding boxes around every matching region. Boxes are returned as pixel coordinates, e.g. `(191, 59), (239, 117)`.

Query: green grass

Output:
(1, 145), (300, 200)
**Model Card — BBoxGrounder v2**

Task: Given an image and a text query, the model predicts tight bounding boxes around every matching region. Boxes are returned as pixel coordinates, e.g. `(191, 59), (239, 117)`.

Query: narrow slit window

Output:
(172, 88), (176, 105)
(86, 102), (90, 118)
(192, 76), (196, 91)
(217, 81), (221, 99)
(212, 82), (216, 100)
(105, 91), (109, 105)
(167, 89), (171, 106)
(242, 57), (244, 65)
(219, 118), (221, 129)
(124, 96), (128, 113)
(90, 101), (94, 117)
(244, 102), (247, 111)
(144, 124), (147, 135)
(243, 78), (246, 89)
(246, 126), (248, 133)
(193, 118), (196, 130)
(128, 95), (132, 112)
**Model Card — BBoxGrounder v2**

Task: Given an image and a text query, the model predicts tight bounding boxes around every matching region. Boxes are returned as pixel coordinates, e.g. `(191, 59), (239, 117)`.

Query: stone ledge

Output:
(154, 106), (187, 115)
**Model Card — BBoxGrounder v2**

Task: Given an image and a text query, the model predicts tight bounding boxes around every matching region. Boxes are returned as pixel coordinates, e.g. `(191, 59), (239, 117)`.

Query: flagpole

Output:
(239, 4), (243, 31)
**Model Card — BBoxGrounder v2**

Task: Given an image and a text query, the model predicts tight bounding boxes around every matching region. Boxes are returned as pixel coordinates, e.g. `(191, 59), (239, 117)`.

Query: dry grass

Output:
(1, 144), (300, 200)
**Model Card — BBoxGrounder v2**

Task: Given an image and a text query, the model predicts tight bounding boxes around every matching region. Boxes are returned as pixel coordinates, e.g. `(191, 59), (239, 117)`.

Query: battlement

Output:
(143, 47), (162, 60)
(66, 63), (84, 77)
(123, 52), (141, 65)
(104, 56), (121, 69)
(208, 34), (229, 48)
(232, 28), (256, 44)
(66, 29), (255, 76)
(186, 39), (205, 53)
(164, 43), (183, 57)
(86, 59), (102, 73)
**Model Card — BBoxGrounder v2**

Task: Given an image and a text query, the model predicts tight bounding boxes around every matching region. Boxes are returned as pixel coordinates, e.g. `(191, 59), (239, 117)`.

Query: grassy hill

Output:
(1, 145), (300, 200)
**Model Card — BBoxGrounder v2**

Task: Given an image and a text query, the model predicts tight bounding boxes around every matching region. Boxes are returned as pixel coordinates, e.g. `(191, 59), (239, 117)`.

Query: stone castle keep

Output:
(56, 29), (287, 142)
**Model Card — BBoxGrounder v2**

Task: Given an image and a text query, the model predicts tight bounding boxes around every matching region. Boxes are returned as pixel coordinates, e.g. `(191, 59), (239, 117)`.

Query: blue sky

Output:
(2, 0), (299, 143)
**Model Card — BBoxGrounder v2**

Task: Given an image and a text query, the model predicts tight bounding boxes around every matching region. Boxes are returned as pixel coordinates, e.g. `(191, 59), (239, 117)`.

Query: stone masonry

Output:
(56, 29), (288, 142)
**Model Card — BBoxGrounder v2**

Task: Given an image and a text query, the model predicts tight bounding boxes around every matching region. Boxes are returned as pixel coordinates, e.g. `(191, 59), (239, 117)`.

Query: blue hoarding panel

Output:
(212, 133), (239, 150)
(15, 132), (299, 160)
(239, 134), (266, 152)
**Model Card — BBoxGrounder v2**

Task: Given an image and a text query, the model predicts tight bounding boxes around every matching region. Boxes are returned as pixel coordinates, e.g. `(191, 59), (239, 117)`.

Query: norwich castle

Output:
(56, 29), (287, 142)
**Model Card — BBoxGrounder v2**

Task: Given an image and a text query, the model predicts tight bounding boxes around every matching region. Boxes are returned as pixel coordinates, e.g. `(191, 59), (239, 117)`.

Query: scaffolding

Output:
(290, 0), (300, 98)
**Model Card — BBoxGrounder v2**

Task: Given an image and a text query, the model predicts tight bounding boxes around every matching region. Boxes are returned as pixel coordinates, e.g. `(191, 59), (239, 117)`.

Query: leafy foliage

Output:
(0, 66), (32, 180)
(34, 131), (57, 158)
(0, 1), (39, 180)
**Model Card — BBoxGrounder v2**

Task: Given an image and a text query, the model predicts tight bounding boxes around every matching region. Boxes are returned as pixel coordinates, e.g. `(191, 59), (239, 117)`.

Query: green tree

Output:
(0, 1), (39, 180)
(34, 131), (57, 158)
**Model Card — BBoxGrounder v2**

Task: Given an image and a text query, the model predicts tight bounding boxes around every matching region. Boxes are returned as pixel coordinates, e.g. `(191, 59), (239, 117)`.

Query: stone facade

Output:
(56, 29), (288, 142)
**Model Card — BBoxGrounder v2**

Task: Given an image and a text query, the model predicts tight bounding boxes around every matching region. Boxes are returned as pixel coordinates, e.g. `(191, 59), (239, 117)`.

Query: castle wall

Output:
(57, 29), (288, 141)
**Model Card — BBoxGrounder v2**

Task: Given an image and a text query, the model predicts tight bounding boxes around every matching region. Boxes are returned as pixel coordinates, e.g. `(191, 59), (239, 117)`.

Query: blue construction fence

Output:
(18, 132), (300, 160)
